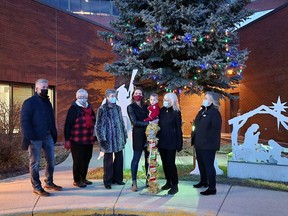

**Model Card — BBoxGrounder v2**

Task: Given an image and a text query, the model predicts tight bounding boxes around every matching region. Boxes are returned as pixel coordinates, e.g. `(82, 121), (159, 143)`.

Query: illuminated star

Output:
(270, 96), (288, 113)
(270, 96), (288, 130)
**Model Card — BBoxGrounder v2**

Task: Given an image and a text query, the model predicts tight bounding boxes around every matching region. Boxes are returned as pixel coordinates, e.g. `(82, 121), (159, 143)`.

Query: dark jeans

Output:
(103, 150), (123, 186)
(195, 149), (217, 189)
(158, 148), (178, 185)
(29, 134), (55, 190)
(71, 144), (93, 183)
(131, 149), (149, 181)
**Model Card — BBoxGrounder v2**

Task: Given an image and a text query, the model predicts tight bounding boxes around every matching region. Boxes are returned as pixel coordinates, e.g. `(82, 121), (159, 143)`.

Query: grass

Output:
(87, 163), (288, 192)
(87, 140), (288, 192)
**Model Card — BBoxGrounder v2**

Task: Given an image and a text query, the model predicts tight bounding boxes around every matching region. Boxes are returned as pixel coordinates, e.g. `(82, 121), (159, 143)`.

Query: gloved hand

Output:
(64, 140), (71, 150)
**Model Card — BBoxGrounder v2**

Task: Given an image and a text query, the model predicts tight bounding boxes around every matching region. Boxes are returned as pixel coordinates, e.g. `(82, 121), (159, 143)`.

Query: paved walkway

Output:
(1, 147), (288, 216)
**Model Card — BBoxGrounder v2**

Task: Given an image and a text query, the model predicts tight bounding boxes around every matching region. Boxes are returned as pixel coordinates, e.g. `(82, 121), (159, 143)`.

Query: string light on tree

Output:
(99, 0), (252, 98)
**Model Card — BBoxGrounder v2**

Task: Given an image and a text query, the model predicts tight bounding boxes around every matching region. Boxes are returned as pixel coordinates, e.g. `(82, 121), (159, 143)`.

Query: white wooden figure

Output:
(116, 69), (138, 170)
(190, 159), (224, 175)
(228, 96), (288, 164)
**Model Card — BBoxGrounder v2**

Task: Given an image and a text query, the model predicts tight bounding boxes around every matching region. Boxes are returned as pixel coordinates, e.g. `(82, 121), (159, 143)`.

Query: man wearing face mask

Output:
(191, 92), (222, 196)
(21, 79), (61, 197)
(64, 89), (96, 188)
(95, 89), (128, 189)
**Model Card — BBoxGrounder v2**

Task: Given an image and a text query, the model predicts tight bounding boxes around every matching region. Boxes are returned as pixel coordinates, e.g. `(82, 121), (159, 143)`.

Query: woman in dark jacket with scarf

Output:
(192, 92), (222, 195)
(157, 93), (183, 195)
(64, 89), (96, 188)
(127, 87), (149, 192)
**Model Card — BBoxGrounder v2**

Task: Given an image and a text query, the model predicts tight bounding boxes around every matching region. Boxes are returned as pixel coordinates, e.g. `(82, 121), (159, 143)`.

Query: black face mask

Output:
(40, 89), (48, 98)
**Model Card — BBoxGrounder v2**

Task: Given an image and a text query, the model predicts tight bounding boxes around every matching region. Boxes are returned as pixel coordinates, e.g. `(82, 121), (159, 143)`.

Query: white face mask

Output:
(108, 97), (116, 104)
(77, 98), (87, 106)
(163, 101), (169, 107)
(202, 99), (211, 107)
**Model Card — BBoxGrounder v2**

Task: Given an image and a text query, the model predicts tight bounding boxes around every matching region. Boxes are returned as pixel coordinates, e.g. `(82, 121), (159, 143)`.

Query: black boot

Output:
(168, 184), (178, 195)
(200, 188), (217, 195)
(161, 182), (171, 190)
(131, 180), (138, 192)
(193, 182), (208, 188)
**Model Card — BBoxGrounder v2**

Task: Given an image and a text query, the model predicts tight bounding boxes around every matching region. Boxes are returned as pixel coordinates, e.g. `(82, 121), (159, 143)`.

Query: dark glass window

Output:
(0, 83), (55, 134)
(37, 0), (118, 16)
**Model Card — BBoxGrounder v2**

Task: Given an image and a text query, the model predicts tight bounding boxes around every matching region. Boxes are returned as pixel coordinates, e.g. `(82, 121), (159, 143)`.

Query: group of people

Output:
(127, 88), (183, 195)
(21, 78), (222, 197)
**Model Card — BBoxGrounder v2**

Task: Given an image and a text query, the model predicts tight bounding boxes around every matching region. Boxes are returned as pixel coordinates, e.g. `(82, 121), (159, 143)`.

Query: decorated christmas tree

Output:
(100, 0), (252, 98)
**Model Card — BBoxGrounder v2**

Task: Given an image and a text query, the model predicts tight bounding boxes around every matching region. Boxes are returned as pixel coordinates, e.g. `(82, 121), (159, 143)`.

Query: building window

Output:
(0, 84), (10, 106)
(37, 0), (118, 16)
(0, 83), (55, 134)
(12, 85), (34, 107)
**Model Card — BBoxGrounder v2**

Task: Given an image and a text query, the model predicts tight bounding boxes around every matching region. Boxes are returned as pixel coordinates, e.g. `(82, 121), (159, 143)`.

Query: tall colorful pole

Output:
(145, 122), (160, 194)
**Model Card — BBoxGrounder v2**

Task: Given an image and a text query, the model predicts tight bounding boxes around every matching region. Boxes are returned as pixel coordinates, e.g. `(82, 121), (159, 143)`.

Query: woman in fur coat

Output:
(95, 89), (127, 189)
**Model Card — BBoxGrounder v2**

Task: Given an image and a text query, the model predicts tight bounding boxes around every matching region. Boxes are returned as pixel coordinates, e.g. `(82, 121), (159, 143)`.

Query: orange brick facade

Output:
(238, 4), (288, 142)
(180, 93), (230, 137)
(0, 0), (115, 141)
(182, 3), (288, 141)
(1, 0), (287, 142)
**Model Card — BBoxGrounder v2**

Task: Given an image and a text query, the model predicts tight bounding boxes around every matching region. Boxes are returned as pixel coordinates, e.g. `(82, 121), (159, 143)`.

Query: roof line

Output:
(34, 0), (114, 32)
(238, 2), (288, 30)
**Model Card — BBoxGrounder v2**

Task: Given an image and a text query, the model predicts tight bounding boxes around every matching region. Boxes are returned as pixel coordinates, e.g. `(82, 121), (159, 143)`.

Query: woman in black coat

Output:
(191, 92), (222, 195)
(157, 93), (183, 195)
(127, 87), (149, 192)
(64, 89), (96, 188)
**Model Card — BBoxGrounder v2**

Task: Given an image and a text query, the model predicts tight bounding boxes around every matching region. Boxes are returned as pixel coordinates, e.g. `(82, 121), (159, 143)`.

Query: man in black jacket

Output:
(21, 79), (62, 197)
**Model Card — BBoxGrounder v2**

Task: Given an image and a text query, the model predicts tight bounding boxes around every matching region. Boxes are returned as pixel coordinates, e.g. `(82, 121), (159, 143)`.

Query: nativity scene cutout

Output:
(228, 96), (288, 165)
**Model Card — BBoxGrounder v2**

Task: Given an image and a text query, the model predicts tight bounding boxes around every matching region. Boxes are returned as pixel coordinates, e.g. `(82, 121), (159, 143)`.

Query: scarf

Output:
(82, 106), (94, 128)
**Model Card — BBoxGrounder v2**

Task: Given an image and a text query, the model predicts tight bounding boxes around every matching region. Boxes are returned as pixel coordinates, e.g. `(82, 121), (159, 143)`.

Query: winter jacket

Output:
(192, 104), (222, 150)
(144, 103), (160, 122)
(64, 101), (96, 145)
(127, 102), (149, 151)
(95, 102), (127, 153)
(20, 93), (57, 150)
(157, 107), (183, 151)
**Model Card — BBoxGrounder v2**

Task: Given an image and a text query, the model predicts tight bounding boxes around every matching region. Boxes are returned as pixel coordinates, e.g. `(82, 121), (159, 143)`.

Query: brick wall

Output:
(180, 93), (227, 136)
(238, 4), (288, 142)
(0, 0), (115, 141)
(246, 0), (288, 12)
(1, 0), (287, 142)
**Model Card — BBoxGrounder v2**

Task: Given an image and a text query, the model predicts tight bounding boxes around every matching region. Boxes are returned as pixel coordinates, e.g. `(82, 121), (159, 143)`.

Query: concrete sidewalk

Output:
(1, 148), (288, 216)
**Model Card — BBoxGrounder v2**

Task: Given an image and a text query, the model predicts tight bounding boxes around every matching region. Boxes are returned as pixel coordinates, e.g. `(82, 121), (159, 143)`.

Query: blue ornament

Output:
(132, 48), (139, 55)
(230, 61), (238, 67)
(200, 63), (206, 70)
(154, 25), (161, 33)
(184, 34), (192, 43)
